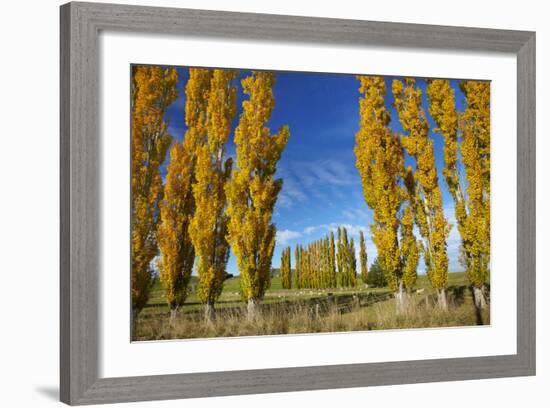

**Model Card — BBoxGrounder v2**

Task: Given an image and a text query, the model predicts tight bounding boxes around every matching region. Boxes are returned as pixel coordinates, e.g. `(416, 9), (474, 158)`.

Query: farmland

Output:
(134, 271), (489, 341)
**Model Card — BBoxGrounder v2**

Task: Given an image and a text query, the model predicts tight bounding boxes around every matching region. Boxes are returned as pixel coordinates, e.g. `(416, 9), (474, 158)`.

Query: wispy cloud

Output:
(290, 157), (359, 188)
(276, 229), (302, 245)
(276, 153), (359, 209)
(342, 207), (371, 223)
(303, 226), (318, 235)
(277, 176), (308, 209)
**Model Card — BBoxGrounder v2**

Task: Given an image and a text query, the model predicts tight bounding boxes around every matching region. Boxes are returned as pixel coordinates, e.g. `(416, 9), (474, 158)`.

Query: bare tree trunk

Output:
(395, 281), (408, 314)
(437, 288), (448, 311)
(473, 285), (487, 310)
(247, 298), (259, 322)
(204, 302), (215, 323)
(169, 307), (179, 324)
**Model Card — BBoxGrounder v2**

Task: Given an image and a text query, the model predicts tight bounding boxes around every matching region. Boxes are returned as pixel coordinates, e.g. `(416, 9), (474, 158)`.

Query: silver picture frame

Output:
(60, 2), (536, 405)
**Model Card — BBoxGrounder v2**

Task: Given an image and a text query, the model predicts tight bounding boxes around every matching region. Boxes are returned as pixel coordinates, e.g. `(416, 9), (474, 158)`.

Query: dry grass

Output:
(352, 291), (490, 331)
(134, 286), (489, 341)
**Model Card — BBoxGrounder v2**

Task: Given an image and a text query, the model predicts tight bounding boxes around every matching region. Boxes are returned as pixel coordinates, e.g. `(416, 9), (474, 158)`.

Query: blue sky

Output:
(162, 67), (468, 275)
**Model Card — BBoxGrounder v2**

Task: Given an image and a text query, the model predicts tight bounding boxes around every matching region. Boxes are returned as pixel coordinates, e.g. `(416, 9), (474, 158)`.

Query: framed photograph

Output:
(60, 1), (535, 405)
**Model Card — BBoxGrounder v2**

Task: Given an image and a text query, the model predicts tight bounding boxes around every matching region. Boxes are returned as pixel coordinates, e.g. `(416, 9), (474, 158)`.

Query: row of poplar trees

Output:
(354, 76), (490, 311)
(131, 66), (290, 324)
(280, 227), (369, 290)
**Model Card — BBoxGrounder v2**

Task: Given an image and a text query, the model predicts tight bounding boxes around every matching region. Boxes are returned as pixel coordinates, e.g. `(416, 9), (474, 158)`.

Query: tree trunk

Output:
(473, 285), (487, 310)
(395, 281), (408, 314)
(204, 302), (215, 323)
(437, 288), (448, 311)
(169, 307), (178, 324)
(247, 298), (259, 322)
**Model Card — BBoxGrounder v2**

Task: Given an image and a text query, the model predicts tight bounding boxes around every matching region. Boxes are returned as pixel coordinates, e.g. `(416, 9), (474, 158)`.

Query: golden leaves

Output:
(427, 79), (491, 288)
(131, 65), (178, 314)
(459, 81), (491, 287)
(355, 76), (409, 292)
(393, 78), (449, 290)
(157, 143), (195, 309)
(226, 71), (290, 302)
(189, 69), (238, 306)
(157, 68), (239, 310)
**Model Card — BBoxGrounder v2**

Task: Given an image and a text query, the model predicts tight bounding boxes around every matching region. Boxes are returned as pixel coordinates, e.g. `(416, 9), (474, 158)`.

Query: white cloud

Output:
(303, 226), (317, 235)
(326, 223), (367, 239)
(294, 157), (358, 188)
(276, 229), (302, 245)
(277, 176), (308, 209)
(275, 154), (360, 209)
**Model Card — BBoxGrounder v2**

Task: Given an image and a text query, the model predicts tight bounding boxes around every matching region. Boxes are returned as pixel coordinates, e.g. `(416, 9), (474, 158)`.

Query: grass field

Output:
(134, 271), (490, 341)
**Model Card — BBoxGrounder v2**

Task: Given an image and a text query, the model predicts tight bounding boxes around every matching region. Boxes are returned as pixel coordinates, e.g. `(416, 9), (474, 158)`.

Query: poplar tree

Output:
(156, 143), (195, 321)
(303, 244), (311, 288)
(460, 81), (491, 308)
(294, 245), (302, 289)
(156, 68), (210, 322)
(336, 227), (357, 288)
(329, 231), (337, 287)
(319, 240), (326, 288)
(315, 241), (321, 288)
(342, 228), (350, 287)
(336, 227), (344, 286)
(355, 76), (413, 311)
(427, 79), (490, 308)
(189, 69), (237, 321)
(281, 247), (292, 289)
(225, 71), (290, 320)
(131, 66), (178, 322)
(324, 235), (332, 288)
(348, 238), (358, 287)
(300, 246), (305, 288)
(359, 230), (368, 284)
(392, 78), (450, 309)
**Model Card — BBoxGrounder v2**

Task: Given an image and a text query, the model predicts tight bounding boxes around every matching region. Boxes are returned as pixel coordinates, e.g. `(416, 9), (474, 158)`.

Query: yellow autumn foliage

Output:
(189, 69), (237, 311)
(354, 76), (419, 296)
(427, 80), (491, 296)
(131, 65), (178, 315)
(392, 78), (450, 294)
(156, 68), (211, 316)
(225, 71), (290, 314)
(460, 81), (491, 289)
(156, 143), (195, 312)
